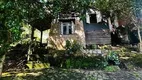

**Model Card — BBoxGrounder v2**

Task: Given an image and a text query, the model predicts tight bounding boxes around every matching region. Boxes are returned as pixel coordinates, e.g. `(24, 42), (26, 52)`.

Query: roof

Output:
(83, 22), (109, 32)
(30, 16), (52, 31)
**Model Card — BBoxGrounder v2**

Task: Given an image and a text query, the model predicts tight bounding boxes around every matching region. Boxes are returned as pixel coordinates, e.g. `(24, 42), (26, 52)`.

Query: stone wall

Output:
(82, 49), (108, 56)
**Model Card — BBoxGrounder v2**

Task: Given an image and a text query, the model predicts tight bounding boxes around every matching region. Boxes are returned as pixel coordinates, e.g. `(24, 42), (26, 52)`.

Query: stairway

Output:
(3, 42), (49, 72)
(3, 44), (28, 72)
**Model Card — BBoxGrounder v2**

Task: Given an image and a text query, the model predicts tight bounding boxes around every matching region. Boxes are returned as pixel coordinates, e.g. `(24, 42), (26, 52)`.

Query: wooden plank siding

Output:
(85, 30), (111, 45)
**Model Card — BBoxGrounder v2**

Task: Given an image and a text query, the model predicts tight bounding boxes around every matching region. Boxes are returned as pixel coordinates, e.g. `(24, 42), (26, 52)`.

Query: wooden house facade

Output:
(48, 9), (111, 50)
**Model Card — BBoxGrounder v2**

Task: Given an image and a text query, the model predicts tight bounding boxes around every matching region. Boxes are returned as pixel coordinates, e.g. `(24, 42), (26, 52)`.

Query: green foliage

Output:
(71, 41), (82, 53)
(0, 43), (10, 57)
(104, 66), (120, 72)
(60, 50), (120, 70)
(0, 24), (12, 57)
(65, 40), (82, 54)
(52, 0), (91, 15)
(0, 0), (91, 56)
(94, 0), (133, 19)
(65, 40), (72, 50)
(65, 56), (108, 69)
(129, 54), (142, 67)
(86, 44), (97, 49)
(92, 44), (97, 49)
(106, 51), (120, 65)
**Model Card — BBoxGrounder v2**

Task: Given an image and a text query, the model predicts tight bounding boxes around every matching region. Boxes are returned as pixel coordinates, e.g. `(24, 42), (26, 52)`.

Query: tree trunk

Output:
(114, 14), (119, 27)
(0, 55), (5, 77)
(108, 17), (113, 31)
(137, 25), (142, 52)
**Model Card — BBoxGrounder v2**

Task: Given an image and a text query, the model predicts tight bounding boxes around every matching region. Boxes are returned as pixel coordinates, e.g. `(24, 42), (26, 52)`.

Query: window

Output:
(61, 21), (74, 35)
(86, 11), (102, 24)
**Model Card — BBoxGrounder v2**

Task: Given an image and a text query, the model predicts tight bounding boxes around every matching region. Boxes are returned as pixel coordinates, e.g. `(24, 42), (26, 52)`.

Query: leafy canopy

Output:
(0, 0), (141, 46)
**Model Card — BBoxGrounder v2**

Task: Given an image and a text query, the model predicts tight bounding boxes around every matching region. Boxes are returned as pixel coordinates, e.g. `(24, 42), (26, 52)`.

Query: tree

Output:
(132, 0), (142, 52)
(94, 0), (142, 51)
(0, 0), (91, 43)
(0, 0), (92, 64)
(0, 0), (91, 76)
(94, 0), (132, 19)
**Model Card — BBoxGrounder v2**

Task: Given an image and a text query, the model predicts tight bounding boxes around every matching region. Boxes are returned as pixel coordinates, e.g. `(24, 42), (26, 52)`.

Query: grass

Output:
(104, 66), (120, 72)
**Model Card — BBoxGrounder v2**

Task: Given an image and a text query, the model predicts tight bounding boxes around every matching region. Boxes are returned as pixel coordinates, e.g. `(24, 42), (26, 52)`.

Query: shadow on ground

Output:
(2, 68), (142, 80)
(2, 68), (95, 80)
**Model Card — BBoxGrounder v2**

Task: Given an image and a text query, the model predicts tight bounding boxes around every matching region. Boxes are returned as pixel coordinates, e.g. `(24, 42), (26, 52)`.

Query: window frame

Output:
(60, 21), (74, 35)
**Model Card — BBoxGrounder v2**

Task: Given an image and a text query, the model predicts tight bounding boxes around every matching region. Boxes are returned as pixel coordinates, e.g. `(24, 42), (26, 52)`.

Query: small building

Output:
(48, 9), (111, 50)
(48, 13), (86, 50)
(84, 9), (111, 46)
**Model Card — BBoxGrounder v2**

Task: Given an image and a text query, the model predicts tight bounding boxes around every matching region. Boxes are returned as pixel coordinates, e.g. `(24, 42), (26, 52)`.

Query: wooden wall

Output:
(85, 30), (111, 45)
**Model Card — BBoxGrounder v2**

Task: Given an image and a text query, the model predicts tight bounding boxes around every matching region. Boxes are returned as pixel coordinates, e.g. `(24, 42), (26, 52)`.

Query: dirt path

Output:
(2, 68), (142, 80)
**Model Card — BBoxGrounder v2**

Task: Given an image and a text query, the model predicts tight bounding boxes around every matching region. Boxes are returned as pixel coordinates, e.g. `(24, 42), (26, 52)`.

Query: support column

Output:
(40, 31), (43, 46)
(31, 27), (34, 41)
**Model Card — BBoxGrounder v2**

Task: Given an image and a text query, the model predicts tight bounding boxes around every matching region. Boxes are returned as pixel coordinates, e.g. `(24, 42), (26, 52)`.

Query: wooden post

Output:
(27, 43), (32, 61)
(40, 31), (43, 46)
(31, 27), (34, 41)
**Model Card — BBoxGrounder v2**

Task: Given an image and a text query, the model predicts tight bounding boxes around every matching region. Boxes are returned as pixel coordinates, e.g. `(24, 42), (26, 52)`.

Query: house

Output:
(84, 9), (111, 47)
(48, 13), (86, 50)
(48, 9), (112, 50)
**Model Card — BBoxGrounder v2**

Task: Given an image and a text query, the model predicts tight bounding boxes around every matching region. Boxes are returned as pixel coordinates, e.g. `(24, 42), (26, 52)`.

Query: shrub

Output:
(65, 40), (72, 51)
(65, 56), (108, 69)
(65, 40), (82, 54)
(48, 49), (66, 67)
(104, 66), (120, 72)
(106, 51), (120, 65)
(129, 54), (142, 68)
